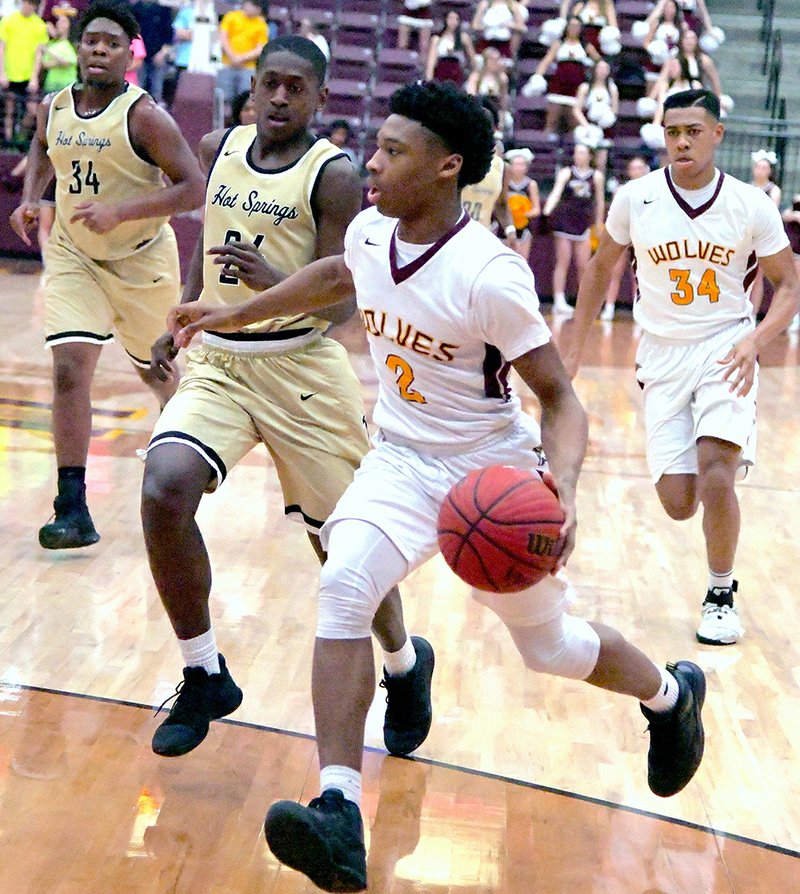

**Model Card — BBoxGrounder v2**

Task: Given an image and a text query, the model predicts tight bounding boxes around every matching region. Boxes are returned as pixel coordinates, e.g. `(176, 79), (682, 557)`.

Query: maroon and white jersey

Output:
(605, 167), (788, 339)
(342, 206), (551, 453)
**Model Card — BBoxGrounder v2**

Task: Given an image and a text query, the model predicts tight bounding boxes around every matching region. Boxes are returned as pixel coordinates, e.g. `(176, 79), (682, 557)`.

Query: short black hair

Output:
(479, 94), (500, 129)
(329, 118), (352, 134)
(256, 35), (327, 86)
(78, 0), (139, 42)
(231, 89), (253, 124)
(662, 88), (720, 121)
(389, 81), (494, 189)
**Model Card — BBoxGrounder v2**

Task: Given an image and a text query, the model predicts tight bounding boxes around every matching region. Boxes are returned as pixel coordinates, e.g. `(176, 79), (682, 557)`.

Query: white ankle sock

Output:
(641, 666), (680, 714)
(553, 291), (566, 305)
(383, 636), (417, 677)
(321, 765), (362, 806)
(708, 569), (734, 594)
(178, 629), (220, 675)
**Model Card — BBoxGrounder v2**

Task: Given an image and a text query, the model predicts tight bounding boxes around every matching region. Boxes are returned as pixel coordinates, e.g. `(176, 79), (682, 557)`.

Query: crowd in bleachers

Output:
(1, 0), (798, 327)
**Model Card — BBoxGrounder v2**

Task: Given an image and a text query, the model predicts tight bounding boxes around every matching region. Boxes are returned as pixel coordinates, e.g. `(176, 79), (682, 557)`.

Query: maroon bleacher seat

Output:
(376, 47), (421, 83)
(369, 80), (397, 120)
(326, 78), (370, 116)
(513, 93), (547, 131)
(336, 11), (381, 47)
(340, 0), (383, 14)
(329, 43), (375, 81)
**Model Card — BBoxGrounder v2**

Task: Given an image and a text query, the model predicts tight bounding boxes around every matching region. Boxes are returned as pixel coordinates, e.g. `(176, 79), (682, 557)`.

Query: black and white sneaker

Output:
(265, 788), (367, 892)
(152, 654), (243, 756)
(380, 636), (435, 756)
(38, 496), (100, 550)
(641, 660), (706, 797)
(697, 581), (743, 645)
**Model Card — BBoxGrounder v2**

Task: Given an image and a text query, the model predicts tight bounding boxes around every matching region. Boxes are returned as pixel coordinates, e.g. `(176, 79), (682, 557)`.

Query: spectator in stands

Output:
(675, 0), (714, 39)
(424, 9), (475, 87)
(533, 16), (599, 142)
(297, 17), (329, 61)
(782, 196), (800, 333)
(396, 0), (434, 57)
(465, 47), (509, 131)
(130, 0), (174, 105)
(601, 154), (649, 321)
(163, 0), (194, 105)
(573, 58), (617, 173)
(504, 147), (539, 263)
(125, 33), (146, 86)
(32, 8), (76, 95)
(217, 0), (267, 120)
(651, 28), (720, 123)
(749, 149), (782, 318)
(231, 88), (256, 125)
(38, 0), (86, 39)
(560, 0), (619, 56)
(326, 118), (358, 165)
(639, 0), (685, 91)
(0, 0), (48, 143)
(541, 141), (604, 316)
(471, 0), (527, 60)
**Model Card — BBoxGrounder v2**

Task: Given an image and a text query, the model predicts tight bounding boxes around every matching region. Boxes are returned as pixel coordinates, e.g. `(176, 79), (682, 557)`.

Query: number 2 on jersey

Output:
(385, 354), (427, 404)
(669, 268), (721, 306)
(218, 229), (265, 284)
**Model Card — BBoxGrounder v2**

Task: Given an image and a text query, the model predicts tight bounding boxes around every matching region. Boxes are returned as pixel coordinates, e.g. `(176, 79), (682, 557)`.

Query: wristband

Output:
(504, 224), (516, 237)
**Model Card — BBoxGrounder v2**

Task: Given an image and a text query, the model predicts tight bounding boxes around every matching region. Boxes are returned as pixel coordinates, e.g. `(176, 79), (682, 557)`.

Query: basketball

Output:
(437, 465), (566, 593)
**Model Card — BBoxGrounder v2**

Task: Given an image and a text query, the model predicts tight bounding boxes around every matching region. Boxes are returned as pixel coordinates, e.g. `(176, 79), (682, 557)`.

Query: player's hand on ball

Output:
(555, 493), (577, 570)
(718, 334), (757, 397)
(70, 202), (121, 234)
(208, 241), (284, 291)
(9, 202), (40, 246)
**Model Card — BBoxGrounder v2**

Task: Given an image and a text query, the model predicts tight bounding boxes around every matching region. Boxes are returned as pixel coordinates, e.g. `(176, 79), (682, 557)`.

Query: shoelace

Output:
(153, 680), (184, 718)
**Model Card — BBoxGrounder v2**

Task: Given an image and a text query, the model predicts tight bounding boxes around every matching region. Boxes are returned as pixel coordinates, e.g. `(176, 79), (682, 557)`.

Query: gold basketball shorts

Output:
(43, 223), (180, 367)
(148, 331), (370, 531)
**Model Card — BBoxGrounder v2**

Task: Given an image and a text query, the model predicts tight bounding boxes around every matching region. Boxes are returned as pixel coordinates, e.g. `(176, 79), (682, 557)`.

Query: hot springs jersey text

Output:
(202, 127), (345, 334)
(343, 207), (552, 452)
(46, 84), (168, 260)
(606, 167), (789, 339)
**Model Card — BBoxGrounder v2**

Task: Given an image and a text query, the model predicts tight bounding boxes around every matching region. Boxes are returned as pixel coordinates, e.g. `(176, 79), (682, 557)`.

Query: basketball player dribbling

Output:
(142, 36), (429, 761)
(565, 89), (800, 646)
(9, 0), (206, 551)
(170, 81), (707, 893)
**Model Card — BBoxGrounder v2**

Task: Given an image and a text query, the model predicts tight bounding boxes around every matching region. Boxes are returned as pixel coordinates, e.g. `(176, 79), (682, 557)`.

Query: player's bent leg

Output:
(142, 443), (242, 756)
(39, 342), (103, 550)
(655, 472), (699, 520)
(695, 436), (744, 645)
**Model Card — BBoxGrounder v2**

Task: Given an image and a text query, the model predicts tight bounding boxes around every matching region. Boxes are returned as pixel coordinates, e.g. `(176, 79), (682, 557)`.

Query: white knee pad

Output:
(316, 520), (408, 640)
(507, 613), (601, 680)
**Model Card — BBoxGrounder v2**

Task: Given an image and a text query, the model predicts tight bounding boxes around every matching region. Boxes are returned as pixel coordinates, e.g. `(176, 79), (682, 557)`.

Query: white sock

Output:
(708, 569), (734, 594)
(178, 629), (220, 675)
(383, 636), (417, 677)
(553, 291), (566, 304)
(641, 665), (680, 714)
(321, 765), (362, 806)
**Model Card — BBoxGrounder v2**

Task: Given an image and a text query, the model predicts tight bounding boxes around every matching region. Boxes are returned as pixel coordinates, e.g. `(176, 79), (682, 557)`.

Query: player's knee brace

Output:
(316, 520), (408, 640)
(508, 614), (601, 680)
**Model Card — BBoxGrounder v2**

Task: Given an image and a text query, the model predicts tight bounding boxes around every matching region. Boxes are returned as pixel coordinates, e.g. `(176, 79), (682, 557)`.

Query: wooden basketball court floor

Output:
(0, 258), (798, 893)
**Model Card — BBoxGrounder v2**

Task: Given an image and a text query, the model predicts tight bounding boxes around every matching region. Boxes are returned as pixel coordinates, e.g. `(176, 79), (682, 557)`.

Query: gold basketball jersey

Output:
(202, 126), (346, 335)
(461, 154), (505, 230)
(46, 84), (167, 261)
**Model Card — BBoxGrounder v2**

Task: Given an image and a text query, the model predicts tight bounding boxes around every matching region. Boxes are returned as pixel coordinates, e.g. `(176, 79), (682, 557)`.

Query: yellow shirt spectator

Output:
(0, 2), (49, 84)
(219, 3), (268, 70)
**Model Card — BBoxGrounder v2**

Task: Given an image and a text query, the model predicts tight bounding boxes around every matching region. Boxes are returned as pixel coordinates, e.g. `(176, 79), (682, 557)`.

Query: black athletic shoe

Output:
(151, 654), (243, 756)
(264, 789), (367, 893)
(641, 660), (706, 797)
(380, 635), (435, 756)
(38, 498), (100, 550)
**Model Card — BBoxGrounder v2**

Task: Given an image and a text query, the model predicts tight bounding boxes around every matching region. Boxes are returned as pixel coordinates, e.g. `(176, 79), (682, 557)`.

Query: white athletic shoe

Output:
(600, 303), (614, 322)
(552, 299), (575, 318)
(696, 582), (743, 645)
(789, 313), (800, 334)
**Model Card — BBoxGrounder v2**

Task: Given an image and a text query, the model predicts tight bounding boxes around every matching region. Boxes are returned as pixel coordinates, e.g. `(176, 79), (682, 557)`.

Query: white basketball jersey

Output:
(343, 207), (552, 453)
(606, 167), (789, 339)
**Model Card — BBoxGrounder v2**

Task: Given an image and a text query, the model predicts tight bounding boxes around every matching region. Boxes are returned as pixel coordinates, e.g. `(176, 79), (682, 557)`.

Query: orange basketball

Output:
(437, 465), (566, 593)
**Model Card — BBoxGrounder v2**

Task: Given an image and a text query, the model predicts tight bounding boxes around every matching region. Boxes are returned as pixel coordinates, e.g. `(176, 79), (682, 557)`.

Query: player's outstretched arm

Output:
(512, 341), (588, 567)
(170, 254), (355, 347)
(563, 227), (627, 377)
(9, 98), (55, 245)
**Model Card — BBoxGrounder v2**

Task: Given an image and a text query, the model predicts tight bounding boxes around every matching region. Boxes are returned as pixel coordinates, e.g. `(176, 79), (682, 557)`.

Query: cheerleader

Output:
(749, 150), (783, 317)
(782, 196), (800, 332)
(425, 10), (476, 86)
(533, 17), (600, 140)
(542, 142), (605, 316)
(504, 147), (540, 263)
(574, 59), (618, 172)
(471, 0), (527, 59)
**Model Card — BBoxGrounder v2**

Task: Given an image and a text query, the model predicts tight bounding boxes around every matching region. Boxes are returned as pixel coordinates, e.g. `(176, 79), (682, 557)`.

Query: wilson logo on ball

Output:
(527, 532), (563, 558)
